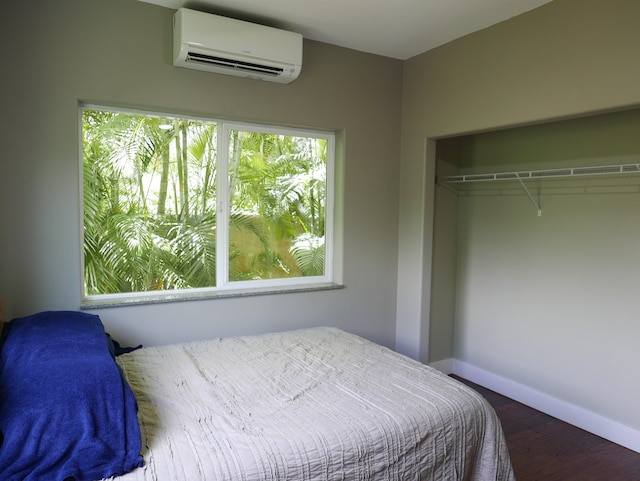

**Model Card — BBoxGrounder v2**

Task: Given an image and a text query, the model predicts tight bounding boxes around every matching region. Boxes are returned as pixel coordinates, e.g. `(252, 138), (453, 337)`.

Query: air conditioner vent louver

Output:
(186, 52), (284, 76)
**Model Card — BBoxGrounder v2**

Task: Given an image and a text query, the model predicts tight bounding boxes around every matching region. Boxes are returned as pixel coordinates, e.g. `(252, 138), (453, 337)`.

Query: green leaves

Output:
(82, 107), (328, 296)
(290, 234), (325, 276)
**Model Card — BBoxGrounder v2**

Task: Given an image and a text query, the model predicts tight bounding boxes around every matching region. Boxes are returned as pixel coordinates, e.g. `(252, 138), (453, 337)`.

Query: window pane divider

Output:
(217, 123), (230, 288)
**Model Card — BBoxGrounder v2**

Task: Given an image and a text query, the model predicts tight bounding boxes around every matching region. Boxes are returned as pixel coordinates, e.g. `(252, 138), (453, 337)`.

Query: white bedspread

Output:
(110, 327), (514, 481)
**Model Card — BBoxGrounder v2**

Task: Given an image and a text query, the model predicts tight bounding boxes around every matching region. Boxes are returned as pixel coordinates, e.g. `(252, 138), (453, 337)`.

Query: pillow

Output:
(0, 311), (143, 481)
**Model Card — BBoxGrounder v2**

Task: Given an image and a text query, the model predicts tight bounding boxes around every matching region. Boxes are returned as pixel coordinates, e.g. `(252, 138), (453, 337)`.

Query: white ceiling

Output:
(138, 0), (553, 60)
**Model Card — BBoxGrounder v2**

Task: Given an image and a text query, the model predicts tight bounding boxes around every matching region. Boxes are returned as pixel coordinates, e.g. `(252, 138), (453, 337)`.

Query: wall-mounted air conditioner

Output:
(173, 8), (303, 84)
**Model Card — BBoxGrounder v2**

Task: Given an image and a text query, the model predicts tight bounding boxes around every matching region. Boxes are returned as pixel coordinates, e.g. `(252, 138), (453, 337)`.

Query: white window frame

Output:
(79, 104), (340, 308)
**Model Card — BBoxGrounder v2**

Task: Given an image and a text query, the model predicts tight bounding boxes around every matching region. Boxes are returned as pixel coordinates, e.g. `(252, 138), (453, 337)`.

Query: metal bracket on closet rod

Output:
(515, 173), (542, 216)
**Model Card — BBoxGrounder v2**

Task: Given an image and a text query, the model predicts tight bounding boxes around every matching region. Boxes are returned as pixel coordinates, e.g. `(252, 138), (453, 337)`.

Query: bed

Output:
(0, 311), (515, 481)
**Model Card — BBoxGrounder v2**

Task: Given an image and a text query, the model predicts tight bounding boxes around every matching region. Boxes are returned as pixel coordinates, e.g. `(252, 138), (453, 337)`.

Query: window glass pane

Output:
(228, 129), (327, 281)
(82, 108), (217, 295)
(81, 105), (334, 303)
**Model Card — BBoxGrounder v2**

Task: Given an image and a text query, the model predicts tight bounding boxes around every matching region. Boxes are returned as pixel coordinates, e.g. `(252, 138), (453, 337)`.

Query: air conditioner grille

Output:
(186, 52), (284, 76)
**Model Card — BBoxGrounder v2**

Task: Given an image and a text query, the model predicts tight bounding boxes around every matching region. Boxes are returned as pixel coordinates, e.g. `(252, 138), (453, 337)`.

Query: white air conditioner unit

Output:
(173, 8), (303, 84)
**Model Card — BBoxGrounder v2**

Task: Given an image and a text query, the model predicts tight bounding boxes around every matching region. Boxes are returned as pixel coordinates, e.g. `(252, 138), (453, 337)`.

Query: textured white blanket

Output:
(109, 327), (514, 480)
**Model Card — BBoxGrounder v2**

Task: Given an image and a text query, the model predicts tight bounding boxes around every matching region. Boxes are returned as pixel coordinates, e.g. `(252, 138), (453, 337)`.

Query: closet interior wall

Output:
(430, 107), (640, 436)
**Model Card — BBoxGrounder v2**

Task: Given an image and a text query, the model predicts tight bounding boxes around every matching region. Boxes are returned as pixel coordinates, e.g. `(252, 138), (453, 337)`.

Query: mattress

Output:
(107, 327), (514, 480)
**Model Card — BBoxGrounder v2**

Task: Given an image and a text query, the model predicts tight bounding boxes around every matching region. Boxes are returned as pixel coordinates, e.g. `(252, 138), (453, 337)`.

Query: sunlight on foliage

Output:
(82, 108), (329, 296)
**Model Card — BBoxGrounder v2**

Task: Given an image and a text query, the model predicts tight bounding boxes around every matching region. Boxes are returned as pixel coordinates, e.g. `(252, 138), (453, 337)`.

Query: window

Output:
(81, 105), (336, 305)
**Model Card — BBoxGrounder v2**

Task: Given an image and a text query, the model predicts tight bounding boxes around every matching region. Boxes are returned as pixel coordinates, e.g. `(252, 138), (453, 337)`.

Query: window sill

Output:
(80, 283), (345, 310)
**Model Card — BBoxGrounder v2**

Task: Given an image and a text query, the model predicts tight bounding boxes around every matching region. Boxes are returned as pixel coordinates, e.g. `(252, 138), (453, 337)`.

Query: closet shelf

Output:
(437, 162), (640, 217)
(439, 163), (640, 185)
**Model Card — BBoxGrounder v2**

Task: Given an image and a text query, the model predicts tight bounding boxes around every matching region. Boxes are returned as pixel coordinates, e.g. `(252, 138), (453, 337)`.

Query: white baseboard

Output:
(429, 358), (640, 454)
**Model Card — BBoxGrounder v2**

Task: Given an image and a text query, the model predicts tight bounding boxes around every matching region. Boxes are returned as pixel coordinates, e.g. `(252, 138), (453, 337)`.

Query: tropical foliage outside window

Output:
(81, 105), (334, 301)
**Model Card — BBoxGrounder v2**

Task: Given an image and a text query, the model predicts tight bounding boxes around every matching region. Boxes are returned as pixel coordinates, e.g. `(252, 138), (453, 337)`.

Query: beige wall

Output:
(400, 0), (640, 448)
(439, 108), (640, 171)
(0, 0), (403, 348)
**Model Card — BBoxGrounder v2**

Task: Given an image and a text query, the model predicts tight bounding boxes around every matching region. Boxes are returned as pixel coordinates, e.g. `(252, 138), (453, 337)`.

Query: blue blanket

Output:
(0, 311), (143, 481)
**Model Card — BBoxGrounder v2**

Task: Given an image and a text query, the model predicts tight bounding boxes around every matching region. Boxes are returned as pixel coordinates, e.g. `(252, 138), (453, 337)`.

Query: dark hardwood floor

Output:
(452, 376), (640, 481)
